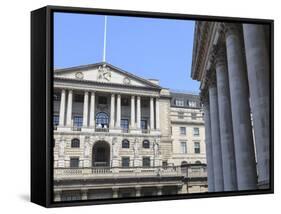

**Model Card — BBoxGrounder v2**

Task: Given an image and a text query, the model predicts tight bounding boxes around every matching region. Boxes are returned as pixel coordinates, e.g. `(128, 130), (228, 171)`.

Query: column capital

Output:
(210, 42), (227, 68)
(206, 68), (217, 88)
(222, 23), (243, 38)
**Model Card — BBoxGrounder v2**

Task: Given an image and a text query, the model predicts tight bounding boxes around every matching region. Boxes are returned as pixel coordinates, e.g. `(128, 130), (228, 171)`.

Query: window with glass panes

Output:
(193, 127), (200, 136)
(121, 119), (129, 131)
(70, 157), (79, 168)
(122, 157), (130, 167)
(122, 139), (130, 148)
(175, 99), (184, 106)
(143, 157), (151, 167)
(141, 120), (148, 130)
(194, 142), (200, 154)
(73, 115), (83, 127)
(180, 127), (186, 135)
(180, 142), (187, 154)
(53, 115), (59, 126)
(143, 140), (150, 148)
(71, 138), (80, 148)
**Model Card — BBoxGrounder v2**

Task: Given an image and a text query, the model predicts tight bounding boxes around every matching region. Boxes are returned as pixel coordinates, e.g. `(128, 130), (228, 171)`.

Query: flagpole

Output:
(102, 16), (107, 62)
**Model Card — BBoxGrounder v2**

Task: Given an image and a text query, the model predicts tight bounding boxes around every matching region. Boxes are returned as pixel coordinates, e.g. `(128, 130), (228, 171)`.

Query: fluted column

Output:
(83, 91), (89, 127)
(150, 97), (155, 130)
(89, 91), (95, 127)
(116, 94), (121, 128)
(214, 44), (237, 191)
(202, 97), (215, 192)
(208, 77), (224, 192)
(155, 98), (160, 130)
(137, 96), (141, 129)
(59, 89), (66, 126)
(224, 23), (257, 190)
(131, 95), (135, 128)
(66, 90), (73, 126)
(243, 24), (270, 188)
(110, 94), (115, 128)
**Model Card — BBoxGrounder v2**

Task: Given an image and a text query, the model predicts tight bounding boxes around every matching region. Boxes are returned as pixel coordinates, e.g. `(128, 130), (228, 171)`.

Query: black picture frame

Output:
(31, 5), (274, 208)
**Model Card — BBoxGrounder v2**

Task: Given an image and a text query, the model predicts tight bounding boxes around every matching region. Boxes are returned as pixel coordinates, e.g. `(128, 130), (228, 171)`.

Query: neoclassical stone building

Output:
(53, 62), (207, 201)
(191, 22), (270, 192)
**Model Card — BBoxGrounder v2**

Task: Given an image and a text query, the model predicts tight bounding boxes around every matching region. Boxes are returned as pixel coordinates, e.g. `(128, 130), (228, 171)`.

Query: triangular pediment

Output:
(54, 62), (161, 89)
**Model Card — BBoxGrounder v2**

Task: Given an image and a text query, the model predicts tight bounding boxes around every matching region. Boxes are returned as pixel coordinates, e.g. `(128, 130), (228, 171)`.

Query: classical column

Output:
(136, 96), (141, 129)
(155, 98), (160, 130)
(66, 90), (73, 126)
(116, 94), (121, 128)
(208, 77), (224, 192)
(89, 91), (95, 127)
(224, 23), (257, 190)
(150, 97), (155, 130)
(110, 94), (115, 128)
(131, 95), (135, 128)
(214, 44), (238, 191)
(202, 96), (215, 192)
(243, 24), (270, 188)
(83, 91), (89, 127)
(59, 89), (66, 126)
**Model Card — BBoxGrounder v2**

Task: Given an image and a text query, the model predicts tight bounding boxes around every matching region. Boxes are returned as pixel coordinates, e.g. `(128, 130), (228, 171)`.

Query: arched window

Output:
(181, 161), (188, 173)
(71, 138), (80, 148)
(195, 160), (201, 164)
(96, 112), (109, 128)
(143, 140), (150, 148)
(122, 139), (130, 148)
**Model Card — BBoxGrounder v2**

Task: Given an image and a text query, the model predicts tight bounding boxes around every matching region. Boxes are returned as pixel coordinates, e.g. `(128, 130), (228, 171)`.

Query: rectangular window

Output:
(180, 142), (187, 154)
(180, 127), (186, 135)
(70, 157), (79, 168)
(175, 99), (184, 107)
(74, 94), (84, 103)
(194, 142), (200, 154)
(141, 120), (148, 130)
(98, 96), (107, 105)
(122, 157), (130, 168)
(191, 112), (197, 120)
(178, 112), (184, 119)
(188, 100), (197, 107)
(73, 115), (83, 128)
(121, 97), (129, 106)
(143, 157), (151, 167)
(53, 93), (61, 101)
(193, 127), (200, 136)
(53, 115), (59, 126)
(121, 119), (129, 131)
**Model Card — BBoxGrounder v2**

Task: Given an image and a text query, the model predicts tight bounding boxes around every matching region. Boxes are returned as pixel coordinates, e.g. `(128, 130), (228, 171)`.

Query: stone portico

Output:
(191, 22), (270, 191)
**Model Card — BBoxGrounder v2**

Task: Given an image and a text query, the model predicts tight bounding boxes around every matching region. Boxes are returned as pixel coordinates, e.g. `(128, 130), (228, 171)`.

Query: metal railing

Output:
(54, 165), (207, 180)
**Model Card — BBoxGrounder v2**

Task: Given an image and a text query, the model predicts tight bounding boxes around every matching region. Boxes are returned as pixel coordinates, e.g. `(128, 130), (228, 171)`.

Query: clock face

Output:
(123, 77), (131, 85)
(75, 72), (84, 79)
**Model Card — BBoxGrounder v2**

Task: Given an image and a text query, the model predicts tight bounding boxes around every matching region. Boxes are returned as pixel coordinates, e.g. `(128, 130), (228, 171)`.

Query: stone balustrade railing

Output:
(54, 165), (207, 180)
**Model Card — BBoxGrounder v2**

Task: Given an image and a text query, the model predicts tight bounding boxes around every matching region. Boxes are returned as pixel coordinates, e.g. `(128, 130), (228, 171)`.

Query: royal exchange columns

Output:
(243, 24), (270, 188)
(224, 23), (257, 190)
(208, 77), (224, 192)
(214, 44), (238, 191)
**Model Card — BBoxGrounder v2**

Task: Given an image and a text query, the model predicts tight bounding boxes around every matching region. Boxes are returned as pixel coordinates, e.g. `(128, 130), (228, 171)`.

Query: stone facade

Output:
(191, 22), (270, 192)
(53, 62), (207, 201)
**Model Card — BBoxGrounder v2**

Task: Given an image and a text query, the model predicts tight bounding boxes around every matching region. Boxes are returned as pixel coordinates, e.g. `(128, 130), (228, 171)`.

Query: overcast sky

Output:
(54, 12), (199, 92)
